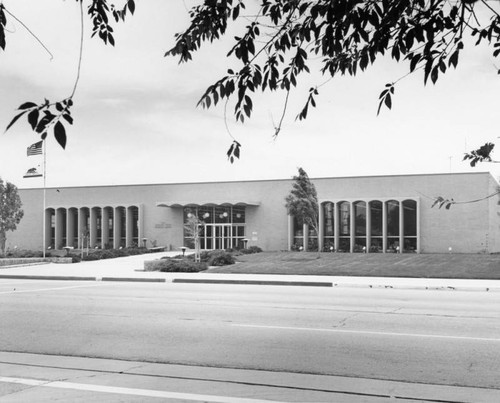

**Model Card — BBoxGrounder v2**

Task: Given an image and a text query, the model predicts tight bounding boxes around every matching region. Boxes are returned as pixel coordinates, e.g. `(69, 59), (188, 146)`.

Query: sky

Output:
(0, 0), (499, 189)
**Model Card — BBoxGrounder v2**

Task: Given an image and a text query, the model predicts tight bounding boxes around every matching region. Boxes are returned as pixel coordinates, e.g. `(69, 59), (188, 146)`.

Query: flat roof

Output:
(19, 171), (495, 191)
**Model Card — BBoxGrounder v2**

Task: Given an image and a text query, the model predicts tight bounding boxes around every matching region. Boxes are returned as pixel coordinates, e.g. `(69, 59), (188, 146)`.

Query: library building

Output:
(9, 172), (500, 254)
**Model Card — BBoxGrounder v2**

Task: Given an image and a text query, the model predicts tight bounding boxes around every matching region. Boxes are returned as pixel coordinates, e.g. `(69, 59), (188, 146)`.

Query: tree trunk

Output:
(0, 230), (6, 257)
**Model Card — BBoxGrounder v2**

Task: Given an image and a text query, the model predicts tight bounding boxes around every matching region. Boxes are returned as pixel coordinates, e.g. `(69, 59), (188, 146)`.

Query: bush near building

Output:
(206, 250), (235, 266)
(239, 246), (263, 254)
(79, 247), (150, 262)
(2, 249), (53, 258)
(145, 259), (207, 272)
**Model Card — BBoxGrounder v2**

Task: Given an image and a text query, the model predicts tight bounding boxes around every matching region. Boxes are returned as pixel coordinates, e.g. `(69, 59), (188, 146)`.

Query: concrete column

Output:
(90, 208), (98, 248)
(126, 206), (133, 247)
(55, 208), (64, 250)
(416, 199), (421, 253)
(114, 207), (122, 249)
(318, 203), (324, 252)
(350, 202), (355, 253)
(67, 209), (75, 247)
(334, 202), (339, 252)
(303, 224), (309, 252)
(366, 201), (371, 253)
(382, 201), (388, 253)
(102, 208), (110, 248)
(399, 200), (404, 254)
(287, 214), (294, 251)
(44, 209), (52, 250)
(138, 204), (144, 247)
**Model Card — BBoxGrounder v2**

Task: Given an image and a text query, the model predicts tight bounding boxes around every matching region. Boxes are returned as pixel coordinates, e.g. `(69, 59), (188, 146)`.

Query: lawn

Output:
(207, 252), (500, 279)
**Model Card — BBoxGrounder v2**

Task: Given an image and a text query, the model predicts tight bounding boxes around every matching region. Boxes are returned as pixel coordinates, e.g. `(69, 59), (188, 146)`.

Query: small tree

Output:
(184, 214), (204, 262)
(285, 168), (319, 250)
(0, 178), (24, 256)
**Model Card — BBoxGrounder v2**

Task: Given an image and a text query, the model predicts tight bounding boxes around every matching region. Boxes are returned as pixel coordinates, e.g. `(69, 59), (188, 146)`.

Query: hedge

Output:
(144, 259), (208, 272)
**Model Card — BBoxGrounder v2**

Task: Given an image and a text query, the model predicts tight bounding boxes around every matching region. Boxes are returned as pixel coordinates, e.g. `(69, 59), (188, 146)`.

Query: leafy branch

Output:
(4, 0), (135, 149)
(463, 142), (499, 167)
(431, 188), (500, 210)
(168, 0), (500, 159)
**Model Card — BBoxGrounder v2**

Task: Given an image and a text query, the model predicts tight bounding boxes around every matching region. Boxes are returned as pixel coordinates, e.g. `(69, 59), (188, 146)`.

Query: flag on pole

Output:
(23, 167), (42, 178)
(27, 141), (43, 156)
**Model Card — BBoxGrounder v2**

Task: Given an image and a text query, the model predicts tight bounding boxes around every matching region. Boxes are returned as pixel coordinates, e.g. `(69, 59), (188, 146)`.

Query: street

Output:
(0, 279), (499, 402)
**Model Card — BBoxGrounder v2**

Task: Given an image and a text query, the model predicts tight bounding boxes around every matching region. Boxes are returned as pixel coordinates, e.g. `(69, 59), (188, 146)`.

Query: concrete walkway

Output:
(0, 251), (499, 291)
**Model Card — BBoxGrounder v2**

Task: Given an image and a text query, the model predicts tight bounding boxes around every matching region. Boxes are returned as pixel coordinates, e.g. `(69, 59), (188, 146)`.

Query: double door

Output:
(201, 224), (245, 250)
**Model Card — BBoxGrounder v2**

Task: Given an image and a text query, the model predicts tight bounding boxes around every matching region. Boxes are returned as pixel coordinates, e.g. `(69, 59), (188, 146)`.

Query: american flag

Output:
(27, 140), (43, 156)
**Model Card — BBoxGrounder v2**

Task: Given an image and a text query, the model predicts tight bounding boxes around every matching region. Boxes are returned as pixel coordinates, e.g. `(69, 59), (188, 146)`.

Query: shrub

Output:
(111, 248), (129, 257)
(69, 254), (81, 263)
(123, 247), (148, 256)
(239, 246), (263, 254)
(82, 253), (100, 261)
(200, 251), (212, 262)
(144, 258), (207, 272)
(208, 250), (235, 266)
(97, 250), (115, 259)
(5, 249), (50, 258)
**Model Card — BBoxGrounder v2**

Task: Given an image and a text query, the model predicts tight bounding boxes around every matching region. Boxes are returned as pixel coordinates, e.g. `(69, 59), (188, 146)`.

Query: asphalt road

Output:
(0, 280), (499, 402)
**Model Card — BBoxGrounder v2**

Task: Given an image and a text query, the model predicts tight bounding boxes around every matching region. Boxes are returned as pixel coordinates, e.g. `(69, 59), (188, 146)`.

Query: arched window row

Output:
(45, 205), (142, 250)
(290, 199), (418, 253)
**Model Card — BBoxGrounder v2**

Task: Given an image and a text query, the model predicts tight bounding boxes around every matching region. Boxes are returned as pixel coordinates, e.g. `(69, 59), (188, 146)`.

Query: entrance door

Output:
(214, 224), (231, 249)
(204, 224), (232, 250)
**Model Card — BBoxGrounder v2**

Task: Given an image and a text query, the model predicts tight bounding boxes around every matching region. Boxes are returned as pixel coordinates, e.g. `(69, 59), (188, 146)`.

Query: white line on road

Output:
(232, 324), (500, 342)
(0, 283), (102, 295)
(0, 376), (286, 403)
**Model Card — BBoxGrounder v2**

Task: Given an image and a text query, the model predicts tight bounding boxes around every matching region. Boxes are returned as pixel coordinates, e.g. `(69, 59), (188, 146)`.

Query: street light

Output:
(181, 246), (187, 257)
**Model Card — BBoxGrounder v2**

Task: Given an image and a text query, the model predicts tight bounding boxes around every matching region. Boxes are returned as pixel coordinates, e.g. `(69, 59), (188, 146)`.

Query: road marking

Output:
(232, 324), (500, 342)
(0, 376), (286, 403)
(0, 283), (102, 295)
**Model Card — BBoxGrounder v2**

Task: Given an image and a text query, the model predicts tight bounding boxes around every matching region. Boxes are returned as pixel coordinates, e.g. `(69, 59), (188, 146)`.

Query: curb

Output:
(101, 277), (166, 283)
(0, 275), (96, 281)
(0, 274), (498, 291)
(172, 279), (333, 287)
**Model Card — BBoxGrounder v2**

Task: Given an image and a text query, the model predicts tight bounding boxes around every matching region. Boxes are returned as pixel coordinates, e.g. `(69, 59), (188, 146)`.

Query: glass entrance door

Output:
(214, 225), (231, 249)
(204, 224), (232, 250)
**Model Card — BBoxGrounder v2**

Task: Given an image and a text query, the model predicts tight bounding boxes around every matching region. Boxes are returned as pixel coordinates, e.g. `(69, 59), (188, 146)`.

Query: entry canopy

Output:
(156, 200), (260, 208)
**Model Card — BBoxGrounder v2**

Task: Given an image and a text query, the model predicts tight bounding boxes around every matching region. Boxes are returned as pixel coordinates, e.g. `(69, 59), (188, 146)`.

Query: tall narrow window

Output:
(353, 201), (366, 252)
(386, 200), (400, 252)
(338, 201), (350, 252)
(293, 215), (304, 250)
(403, 199), (417, 252)
(369, 201), (383, 252)
(322, 202), (334, 251)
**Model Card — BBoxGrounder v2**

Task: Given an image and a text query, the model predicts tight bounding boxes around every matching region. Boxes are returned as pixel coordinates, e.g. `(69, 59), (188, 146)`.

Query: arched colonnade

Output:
(44, 205), (143, 250)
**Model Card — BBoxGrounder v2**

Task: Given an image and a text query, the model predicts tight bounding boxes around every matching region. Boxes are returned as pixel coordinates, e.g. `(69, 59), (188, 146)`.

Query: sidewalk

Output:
(0, 251), (499, 291)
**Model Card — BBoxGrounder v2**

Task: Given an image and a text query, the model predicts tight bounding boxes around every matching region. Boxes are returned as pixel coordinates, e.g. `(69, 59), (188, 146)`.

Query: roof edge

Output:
(18, 171), (494, 191)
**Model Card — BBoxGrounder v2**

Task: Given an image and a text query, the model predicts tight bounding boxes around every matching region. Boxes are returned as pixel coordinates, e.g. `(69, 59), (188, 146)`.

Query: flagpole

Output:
(42, 140), (46, 258)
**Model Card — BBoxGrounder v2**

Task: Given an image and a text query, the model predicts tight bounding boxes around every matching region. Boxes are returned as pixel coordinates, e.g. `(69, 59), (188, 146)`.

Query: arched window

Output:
(369, 200), (383, 252)
(338, 201), (350, 252)
(322, 202), (335, 251)
(68, 207), (78, 247)
(386, 200), (400, 252)
(128, 206), (139, 247)
(46, 208), (55, 249)
(353, 201), (366, 252)
(115, 206), (126, 248)
(293, 215), (304, 250)
(403, 199), (417, 252)
(103, 207), (114, 249)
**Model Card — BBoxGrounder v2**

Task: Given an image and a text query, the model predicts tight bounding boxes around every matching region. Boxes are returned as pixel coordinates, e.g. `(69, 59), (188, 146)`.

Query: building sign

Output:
(155, 222), (172, 229)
